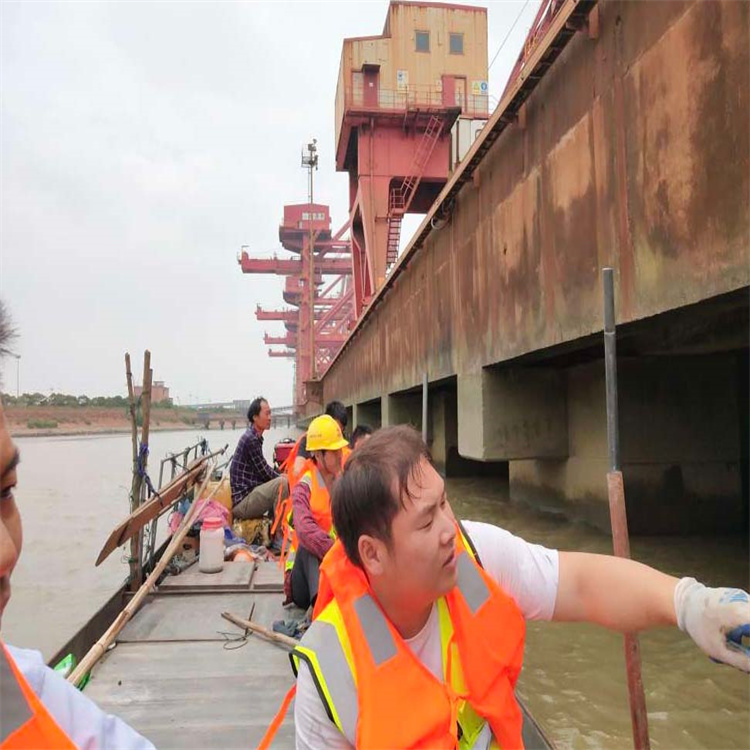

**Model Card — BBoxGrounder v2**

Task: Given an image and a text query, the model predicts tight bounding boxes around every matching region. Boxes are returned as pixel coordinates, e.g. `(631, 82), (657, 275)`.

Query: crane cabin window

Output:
(415, 31), (430, 53)
(449, 33), (464, 55)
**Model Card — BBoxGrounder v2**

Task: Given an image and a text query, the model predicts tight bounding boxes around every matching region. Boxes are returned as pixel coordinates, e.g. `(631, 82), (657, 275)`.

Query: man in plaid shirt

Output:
(231, 396), (289, 520)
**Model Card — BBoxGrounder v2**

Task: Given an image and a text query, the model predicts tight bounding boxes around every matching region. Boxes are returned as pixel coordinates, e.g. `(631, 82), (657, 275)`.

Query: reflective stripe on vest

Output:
(308, 468), (333, 536)
(353, 594), (396, 666)
(0, 647), (33, 742)
(292, 618), (359, 745)
(456, 549), (491, 615)
(0, 645), (76, 749)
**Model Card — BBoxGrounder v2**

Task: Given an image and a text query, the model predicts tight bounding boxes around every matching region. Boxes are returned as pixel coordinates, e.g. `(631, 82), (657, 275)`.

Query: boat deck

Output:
(85, 560), (299, 749)
(84, 559), (554, 749)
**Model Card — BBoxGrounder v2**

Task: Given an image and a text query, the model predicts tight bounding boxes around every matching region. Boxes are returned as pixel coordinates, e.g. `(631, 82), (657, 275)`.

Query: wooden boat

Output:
(50, 444), (556, 749)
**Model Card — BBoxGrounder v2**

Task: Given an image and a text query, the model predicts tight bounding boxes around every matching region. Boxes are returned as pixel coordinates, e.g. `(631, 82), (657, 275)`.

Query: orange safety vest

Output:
(279, 465), (335, 570)
(275, 443), (349, 569)
(311, 467), (334, 534)
(270, 434), (308, 546)
(307, 525), (526, 749)
(0, 644), (76, 749)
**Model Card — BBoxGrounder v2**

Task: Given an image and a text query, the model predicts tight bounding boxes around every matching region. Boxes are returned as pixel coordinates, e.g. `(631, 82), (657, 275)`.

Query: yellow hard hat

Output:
(306, 414), (349, 452)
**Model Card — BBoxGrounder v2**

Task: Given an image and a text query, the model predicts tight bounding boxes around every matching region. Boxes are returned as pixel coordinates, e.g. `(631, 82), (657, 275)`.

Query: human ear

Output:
(358, 535), (384, 577)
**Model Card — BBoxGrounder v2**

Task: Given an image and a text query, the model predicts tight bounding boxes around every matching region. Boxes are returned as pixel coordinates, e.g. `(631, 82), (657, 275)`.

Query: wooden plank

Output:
(250, 561), (285, 592)
(159, 561), (256, 592)
(85, 639), (295, 749)
(118, 593), (256, 643)
(95, 456), (212, 566)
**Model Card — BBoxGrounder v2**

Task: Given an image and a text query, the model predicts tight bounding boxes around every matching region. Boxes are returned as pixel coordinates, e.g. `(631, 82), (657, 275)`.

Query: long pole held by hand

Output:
(603, 267), (650, 750)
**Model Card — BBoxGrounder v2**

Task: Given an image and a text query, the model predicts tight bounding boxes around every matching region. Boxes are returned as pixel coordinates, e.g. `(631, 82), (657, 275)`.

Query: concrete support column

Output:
(428, 390), (453, 474)
(510, 355), (744, 534)
(457, 367), (568, 461)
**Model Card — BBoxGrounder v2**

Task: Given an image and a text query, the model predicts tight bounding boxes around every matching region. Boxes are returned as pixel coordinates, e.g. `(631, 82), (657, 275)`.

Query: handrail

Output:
(343, 85), (490, 119)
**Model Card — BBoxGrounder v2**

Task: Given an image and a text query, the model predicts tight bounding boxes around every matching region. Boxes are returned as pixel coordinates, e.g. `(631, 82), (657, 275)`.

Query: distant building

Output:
(135, 380), (170, 403)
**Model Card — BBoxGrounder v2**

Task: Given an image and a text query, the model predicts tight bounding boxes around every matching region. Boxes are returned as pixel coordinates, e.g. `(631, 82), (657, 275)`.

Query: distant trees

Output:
(1, 392), (147, 408)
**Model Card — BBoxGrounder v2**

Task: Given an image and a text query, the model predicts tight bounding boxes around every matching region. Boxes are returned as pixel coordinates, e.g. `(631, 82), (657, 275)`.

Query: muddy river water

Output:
(4, 429), (748, 749)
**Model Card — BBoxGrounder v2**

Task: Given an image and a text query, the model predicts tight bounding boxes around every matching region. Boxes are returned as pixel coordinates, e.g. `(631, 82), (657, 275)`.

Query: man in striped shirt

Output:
(230, 397), (289, 520)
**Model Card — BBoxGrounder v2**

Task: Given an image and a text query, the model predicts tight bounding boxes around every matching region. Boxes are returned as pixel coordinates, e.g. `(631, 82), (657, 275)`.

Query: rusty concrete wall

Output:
(321, 0), (749, 407)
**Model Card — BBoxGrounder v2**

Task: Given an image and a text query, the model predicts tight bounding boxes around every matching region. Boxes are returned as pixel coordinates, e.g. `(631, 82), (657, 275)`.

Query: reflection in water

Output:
(4, 433), (748, 749)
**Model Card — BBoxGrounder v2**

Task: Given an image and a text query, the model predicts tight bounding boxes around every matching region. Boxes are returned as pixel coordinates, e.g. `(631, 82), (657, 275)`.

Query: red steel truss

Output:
(239, 203), (355, 409)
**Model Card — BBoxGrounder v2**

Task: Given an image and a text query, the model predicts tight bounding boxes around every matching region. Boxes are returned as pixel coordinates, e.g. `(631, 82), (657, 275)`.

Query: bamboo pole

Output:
(131, 352), (153, 587)
(140, 352), (153, 457)
(602, 268), (650, 750)
(68, 460), (221, 686)
(125, 354), (140, 587)
(221, 611), (297, 650)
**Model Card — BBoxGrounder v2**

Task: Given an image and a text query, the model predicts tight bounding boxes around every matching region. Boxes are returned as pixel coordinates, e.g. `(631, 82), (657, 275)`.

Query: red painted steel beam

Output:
(238, 252), (352, 275)
(315, 288), (354, 334)
(332, 218), (351, 242)
(268, 349), (295, 358)
(264, 333), (298, 347)
(255, 305), (298, 323)
(264, 332), (348, 347)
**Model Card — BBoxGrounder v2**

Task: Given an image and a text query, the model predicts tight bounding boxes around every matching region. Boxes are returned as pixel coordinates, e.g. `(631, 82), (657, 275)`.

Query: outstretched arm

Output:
(554, 552), (750, 672)
(553, 552), (677, 630)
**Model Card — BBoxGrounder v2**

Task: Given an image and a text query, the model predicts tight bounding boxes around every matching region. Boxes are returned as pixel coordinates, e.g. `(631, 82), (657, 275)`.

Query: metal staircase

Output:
(385, 115), (445, 268)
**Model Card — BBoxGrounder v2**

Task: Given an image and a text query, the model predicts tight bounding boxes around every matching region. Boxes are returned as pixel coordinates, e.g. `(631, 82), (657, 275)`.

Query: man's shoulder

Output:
(293, 473), (313, 498)
(460, 520), (522, 567)
(240, 427), (261, 446)
(6, 645), (47, 694)
(461, 519), (507, 546)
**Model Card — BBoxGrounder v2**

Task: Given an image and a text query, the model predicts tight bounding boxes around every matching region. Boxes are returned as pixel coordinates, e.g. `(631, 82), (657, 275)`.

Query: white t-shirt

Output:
(6, 645), (155, 750)
(294, 520), (559, 750)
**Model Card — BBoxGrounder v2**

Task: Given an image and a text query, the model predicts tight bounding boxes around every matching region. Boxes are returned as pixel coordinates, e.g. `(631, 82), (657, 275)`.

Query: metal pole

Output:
(604, 269), (620, 472)
(602, 267), (650, 750)
(421, 372), (428, 444)
(309, 163), (316, 380)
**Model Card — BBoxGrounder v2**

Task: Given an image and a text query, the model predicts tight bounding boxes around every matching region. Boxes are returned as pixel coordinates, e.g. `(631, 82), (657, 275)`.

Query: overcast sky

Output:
(0, 0), (539, 406)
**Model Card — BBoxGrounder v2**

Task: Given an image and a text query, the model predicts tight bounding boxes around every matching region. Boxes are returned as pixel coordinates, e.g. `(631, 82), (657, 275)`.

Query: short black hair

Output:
(325, 400), (348, 430)
(350, 424), (373, 449)
(247, 396), (267, 423)
(332, 425), (430, 567)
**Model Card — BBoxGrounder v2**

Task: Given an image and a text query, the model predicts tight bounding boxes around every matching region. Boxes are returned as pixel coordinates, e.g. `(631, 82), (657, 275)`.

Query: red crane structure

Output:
(334, 1), (490, 316)
(238, 144), (355, 409)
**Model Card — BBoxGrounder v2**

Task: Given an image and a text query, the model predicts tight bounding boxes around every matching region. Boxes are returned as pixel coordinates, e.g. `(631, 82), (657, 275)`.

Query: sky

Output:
(0, 0), (540, 407)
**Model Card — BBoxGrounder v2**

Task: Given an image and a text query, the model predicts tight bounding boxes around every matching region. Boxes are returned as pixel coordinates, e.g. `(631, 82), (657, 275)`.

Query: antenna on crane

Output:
(301, 138), (319, 380)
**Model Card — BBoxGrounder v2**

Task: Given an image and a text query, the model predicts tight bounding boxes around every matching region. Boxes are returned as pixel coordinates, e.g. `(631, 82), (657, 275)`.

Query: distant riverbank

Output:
(5, 405), (200, 437)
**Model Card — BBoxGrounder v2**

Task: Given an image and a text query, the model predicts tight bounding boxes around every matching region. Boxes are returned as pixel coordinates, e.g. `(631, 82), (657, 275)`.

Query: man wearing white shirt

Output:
(292, 425), (750, 750)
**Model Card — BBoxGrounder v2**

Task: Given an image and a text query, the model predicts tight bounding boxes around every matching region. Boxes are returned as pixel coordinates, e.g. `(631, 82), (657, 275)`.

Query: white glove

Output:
(674, 577), (750, 672)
